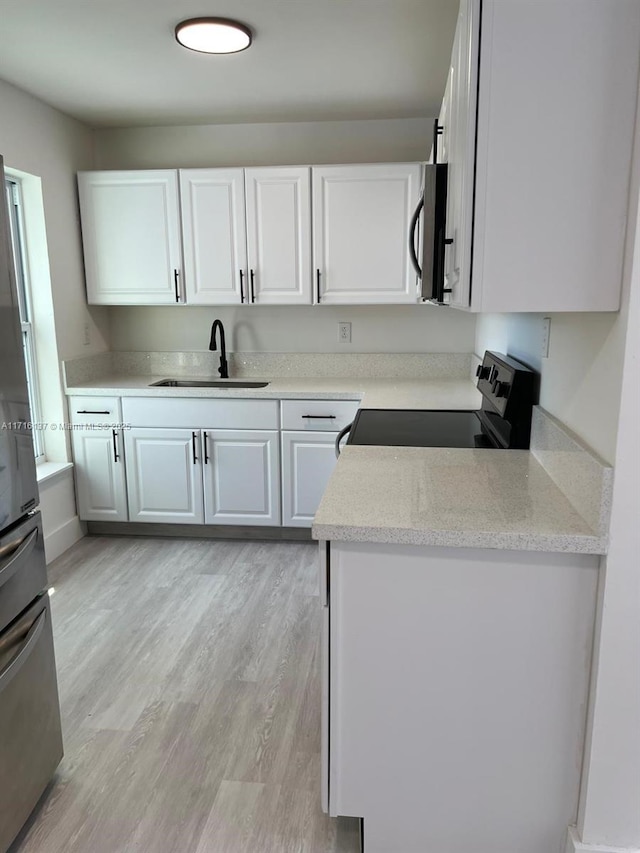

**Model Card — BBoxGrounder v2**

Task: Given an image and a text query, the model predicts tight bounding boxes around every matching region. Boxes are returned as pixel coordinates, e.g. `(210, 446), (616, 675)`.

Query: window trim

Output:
(5, 176), (45, 461)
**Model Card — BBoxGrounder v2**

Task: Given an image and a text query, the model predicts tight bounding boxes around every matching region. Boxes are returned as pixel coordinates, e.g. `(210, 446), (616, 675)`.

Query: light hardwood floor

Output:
(10, 536), (360, 853)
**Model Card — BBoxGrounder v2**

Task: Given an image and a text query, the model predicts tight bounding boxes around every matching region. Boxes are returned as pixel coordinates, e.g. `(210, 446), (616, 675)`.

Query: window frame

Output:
(4, 176), (45, 461)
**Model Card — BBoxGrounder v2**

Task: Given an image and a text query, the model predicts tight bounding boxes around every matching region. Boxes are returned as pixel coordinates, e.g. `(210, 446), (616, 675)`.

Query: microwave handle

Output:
(408, 195), (424, 278)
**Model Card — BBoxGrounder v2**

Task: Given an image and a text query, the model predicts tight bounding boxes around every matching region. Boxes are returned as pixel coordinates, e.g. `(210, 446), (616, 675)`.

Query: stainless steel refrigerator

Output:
(0, 155), (63, 852)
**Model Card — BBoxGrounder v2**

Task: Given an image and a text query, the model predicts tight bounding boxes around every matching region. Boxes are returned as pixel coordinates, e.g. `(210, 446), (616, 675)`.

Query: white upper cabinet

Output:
(179, 169), (248, 305)
(312, 164), (423, 304)
(442, 0), (640, 313)
(78, 171), (183, 305)
(245, 167), (312, 305)
(443, 0), (479, 309)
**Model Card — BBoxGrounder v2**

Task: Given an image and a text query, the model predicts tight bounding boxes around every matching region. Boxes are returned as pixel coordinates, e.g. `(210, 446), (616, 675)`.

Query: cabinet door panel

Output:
(72, 430), (127, 521)
(78, 171), (181, 305)
(203, 430), (280, 526)
(312, 164), (422, 304)
(470, 1), (637, 312)
(281, 431), (338, 527)
(446, 0), (479, 308)
(245, 167), (312, 304)
(124, 428), (203, 524)
(180, 169), (247, 305)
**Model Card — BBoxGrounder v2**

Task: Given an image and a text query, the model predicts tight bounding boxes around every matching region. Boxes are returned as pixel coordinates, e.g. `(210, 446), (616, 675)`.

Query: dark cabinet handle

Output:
(316, 269), (321, 303)
(192, 431), (198, 464)
(203, 431), (209, 465)
(174, 269), (181, 303)
(239, 270), (245, 303)
(302, 414), (337, 419)
(76, 410), (110, 415)
(112, 430), (120, 463)
(250, 269), (256, 303)
(408, 196), (424, 278)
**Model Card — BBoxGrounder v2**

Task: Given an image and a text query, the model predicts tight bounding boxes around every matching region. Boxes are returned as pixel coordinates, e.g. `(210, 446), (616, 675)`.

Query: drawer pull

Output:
(76, 410), (110, 415)
(0, 608), (47, 695)
(0, 528), (38, 590)
(302, 414), (337, 419)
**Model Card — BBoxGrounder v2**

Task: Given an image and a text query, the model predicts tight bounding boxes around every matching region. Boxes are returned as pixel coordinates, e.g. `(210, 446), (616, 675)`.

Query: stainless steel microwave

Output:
(409, 122), (450, 304)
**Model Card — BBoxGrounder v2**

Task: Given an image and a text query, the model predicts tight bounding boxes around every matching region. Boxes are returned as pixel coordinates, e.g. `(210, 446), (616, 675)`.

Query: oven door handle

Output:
(0, 607), (47, 695)
(335, 423), (353, 459)
(0, 528), (38, 590)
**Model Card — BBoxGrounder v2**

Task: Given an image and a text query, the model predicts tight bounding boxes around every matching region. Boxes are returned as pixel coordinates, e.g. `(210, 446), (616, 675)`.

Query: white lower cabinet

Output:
(124, 428), (204, 524)
(323, 540), (600, 853)
(69, 396), (128, 522)
(72, 429), (128, 522)
(71, 396), (352, 529)
(202, 429), (280, 526)
(281, 431), (339, 527)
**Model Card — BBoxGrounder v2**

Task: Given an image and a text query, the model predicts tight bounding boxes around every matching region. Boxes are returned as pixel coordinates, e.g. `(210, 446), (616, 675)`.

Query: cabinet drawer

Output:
(281, 400), (359, 431)
(69, 396), (122, 425)
(122, 397), (279, 430)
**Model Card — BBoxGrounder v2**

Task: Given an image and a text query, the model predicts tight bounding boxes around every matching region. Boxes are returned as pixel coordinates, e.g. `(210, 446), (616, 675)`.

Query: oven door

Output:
(0, 592), (63, 851)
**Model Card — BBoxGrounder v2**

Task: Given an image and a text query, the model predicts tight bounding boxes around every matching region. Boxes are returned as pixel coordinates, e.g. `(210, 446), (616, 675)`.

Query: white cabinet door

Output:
(78, 171), (182, 305)
(245, 167), (312, 305)
(461, 1), (638, 312)
(124, 428), (204, 524)
(202, 429), (280, 526)
(281, 431), (338, 527)
(72, 429), (128, 522)
(179, 169), (247, 305)
(445, 0), (480, 309)
(312, 164), (423, 304)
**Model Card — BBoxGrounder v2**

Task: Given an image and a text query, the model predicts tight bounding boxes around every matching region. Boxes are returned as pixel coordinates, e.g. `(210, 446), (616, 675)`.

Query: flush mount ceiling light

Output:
(175, 17), (252, 54)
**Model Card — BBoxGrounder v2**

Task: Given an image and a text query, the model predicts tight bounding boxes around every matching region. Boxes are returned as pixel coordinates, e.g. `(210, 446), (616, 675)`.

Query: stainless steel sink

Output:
(150, 379), (270, 389)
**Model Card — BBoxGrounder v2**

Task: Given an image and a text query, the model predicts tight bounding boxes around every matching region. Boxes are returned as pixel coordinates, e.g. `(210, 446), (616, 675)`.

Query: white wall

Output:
(475, 312), (625, 464)
(110, 304), (476, 354)
(97, 116), (476, 355)
(38, 469), (84, 564)
(0, 77), (110, 467)
(0, 78), (109, 362)
(0, 77), (95, 555)
(94, 117), (433, 170)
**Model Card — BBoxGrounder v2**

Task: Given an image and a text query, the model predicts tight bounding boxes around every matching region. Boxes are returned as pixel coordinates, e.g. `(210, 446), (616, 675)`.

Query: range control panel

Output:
(475, 351), (536, 448)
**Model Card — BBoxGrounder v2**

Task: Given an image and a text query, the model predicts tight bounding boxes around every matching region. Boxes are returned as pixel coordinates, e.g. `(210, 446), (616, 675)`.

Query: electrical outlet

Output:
(541, 317), (551, 359)
(338, 322), (351, 343)
(83, 322), (91, 347)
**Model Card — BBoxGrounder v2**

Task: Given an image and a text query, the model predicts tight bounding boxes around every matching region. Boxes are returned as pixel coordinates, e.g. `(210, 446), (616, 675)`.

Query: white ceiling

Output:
(0, 0), (458, 128)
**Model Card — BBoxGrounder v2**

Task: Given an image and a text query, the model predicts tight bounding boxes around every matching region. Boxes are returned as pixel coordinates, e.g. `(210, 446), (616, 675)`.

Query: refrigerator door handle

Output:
(0, 528), (38, 591)
(0, 607), (46, 696)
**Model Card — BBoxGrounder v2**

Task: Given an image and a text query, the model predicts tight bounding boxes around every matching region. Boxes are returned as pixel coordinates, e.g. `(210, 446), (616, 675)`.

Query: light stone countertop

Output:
(64, 374), (483, 410)
(312, 446), (607, 554)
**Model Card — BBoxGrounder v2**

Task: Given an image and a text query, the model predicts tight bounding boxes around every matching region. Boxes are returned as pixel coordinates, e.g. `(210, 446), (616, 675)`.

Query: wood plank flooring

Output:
(10, 536), (360, 853)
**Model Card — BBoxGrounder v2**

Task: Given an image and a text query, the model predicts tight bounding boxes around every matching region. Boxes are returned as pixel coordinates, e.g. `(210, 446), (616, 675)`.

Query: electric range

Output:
(346, 351), (536, 451)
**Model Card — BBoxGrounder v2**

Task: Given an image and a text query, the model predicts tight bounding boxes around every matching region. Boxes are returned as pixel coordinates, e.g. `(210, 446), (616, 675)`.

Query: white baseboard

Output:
(567, 827), (640, 853)
(44, 515), (85, 564)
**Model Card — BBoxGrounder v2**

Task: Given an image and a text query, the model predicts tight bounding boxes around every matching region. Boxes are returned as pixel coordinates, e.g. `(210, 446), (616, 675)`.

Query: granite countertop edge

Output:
(310, 523), (607, 555)
(63, 375), (483, 407)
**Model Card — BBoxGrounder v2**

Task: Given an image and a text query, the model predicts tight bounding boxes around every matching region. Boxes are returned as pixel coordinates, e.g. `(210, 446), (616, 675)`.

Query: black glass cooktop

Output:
(347, 409), (496, 449)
